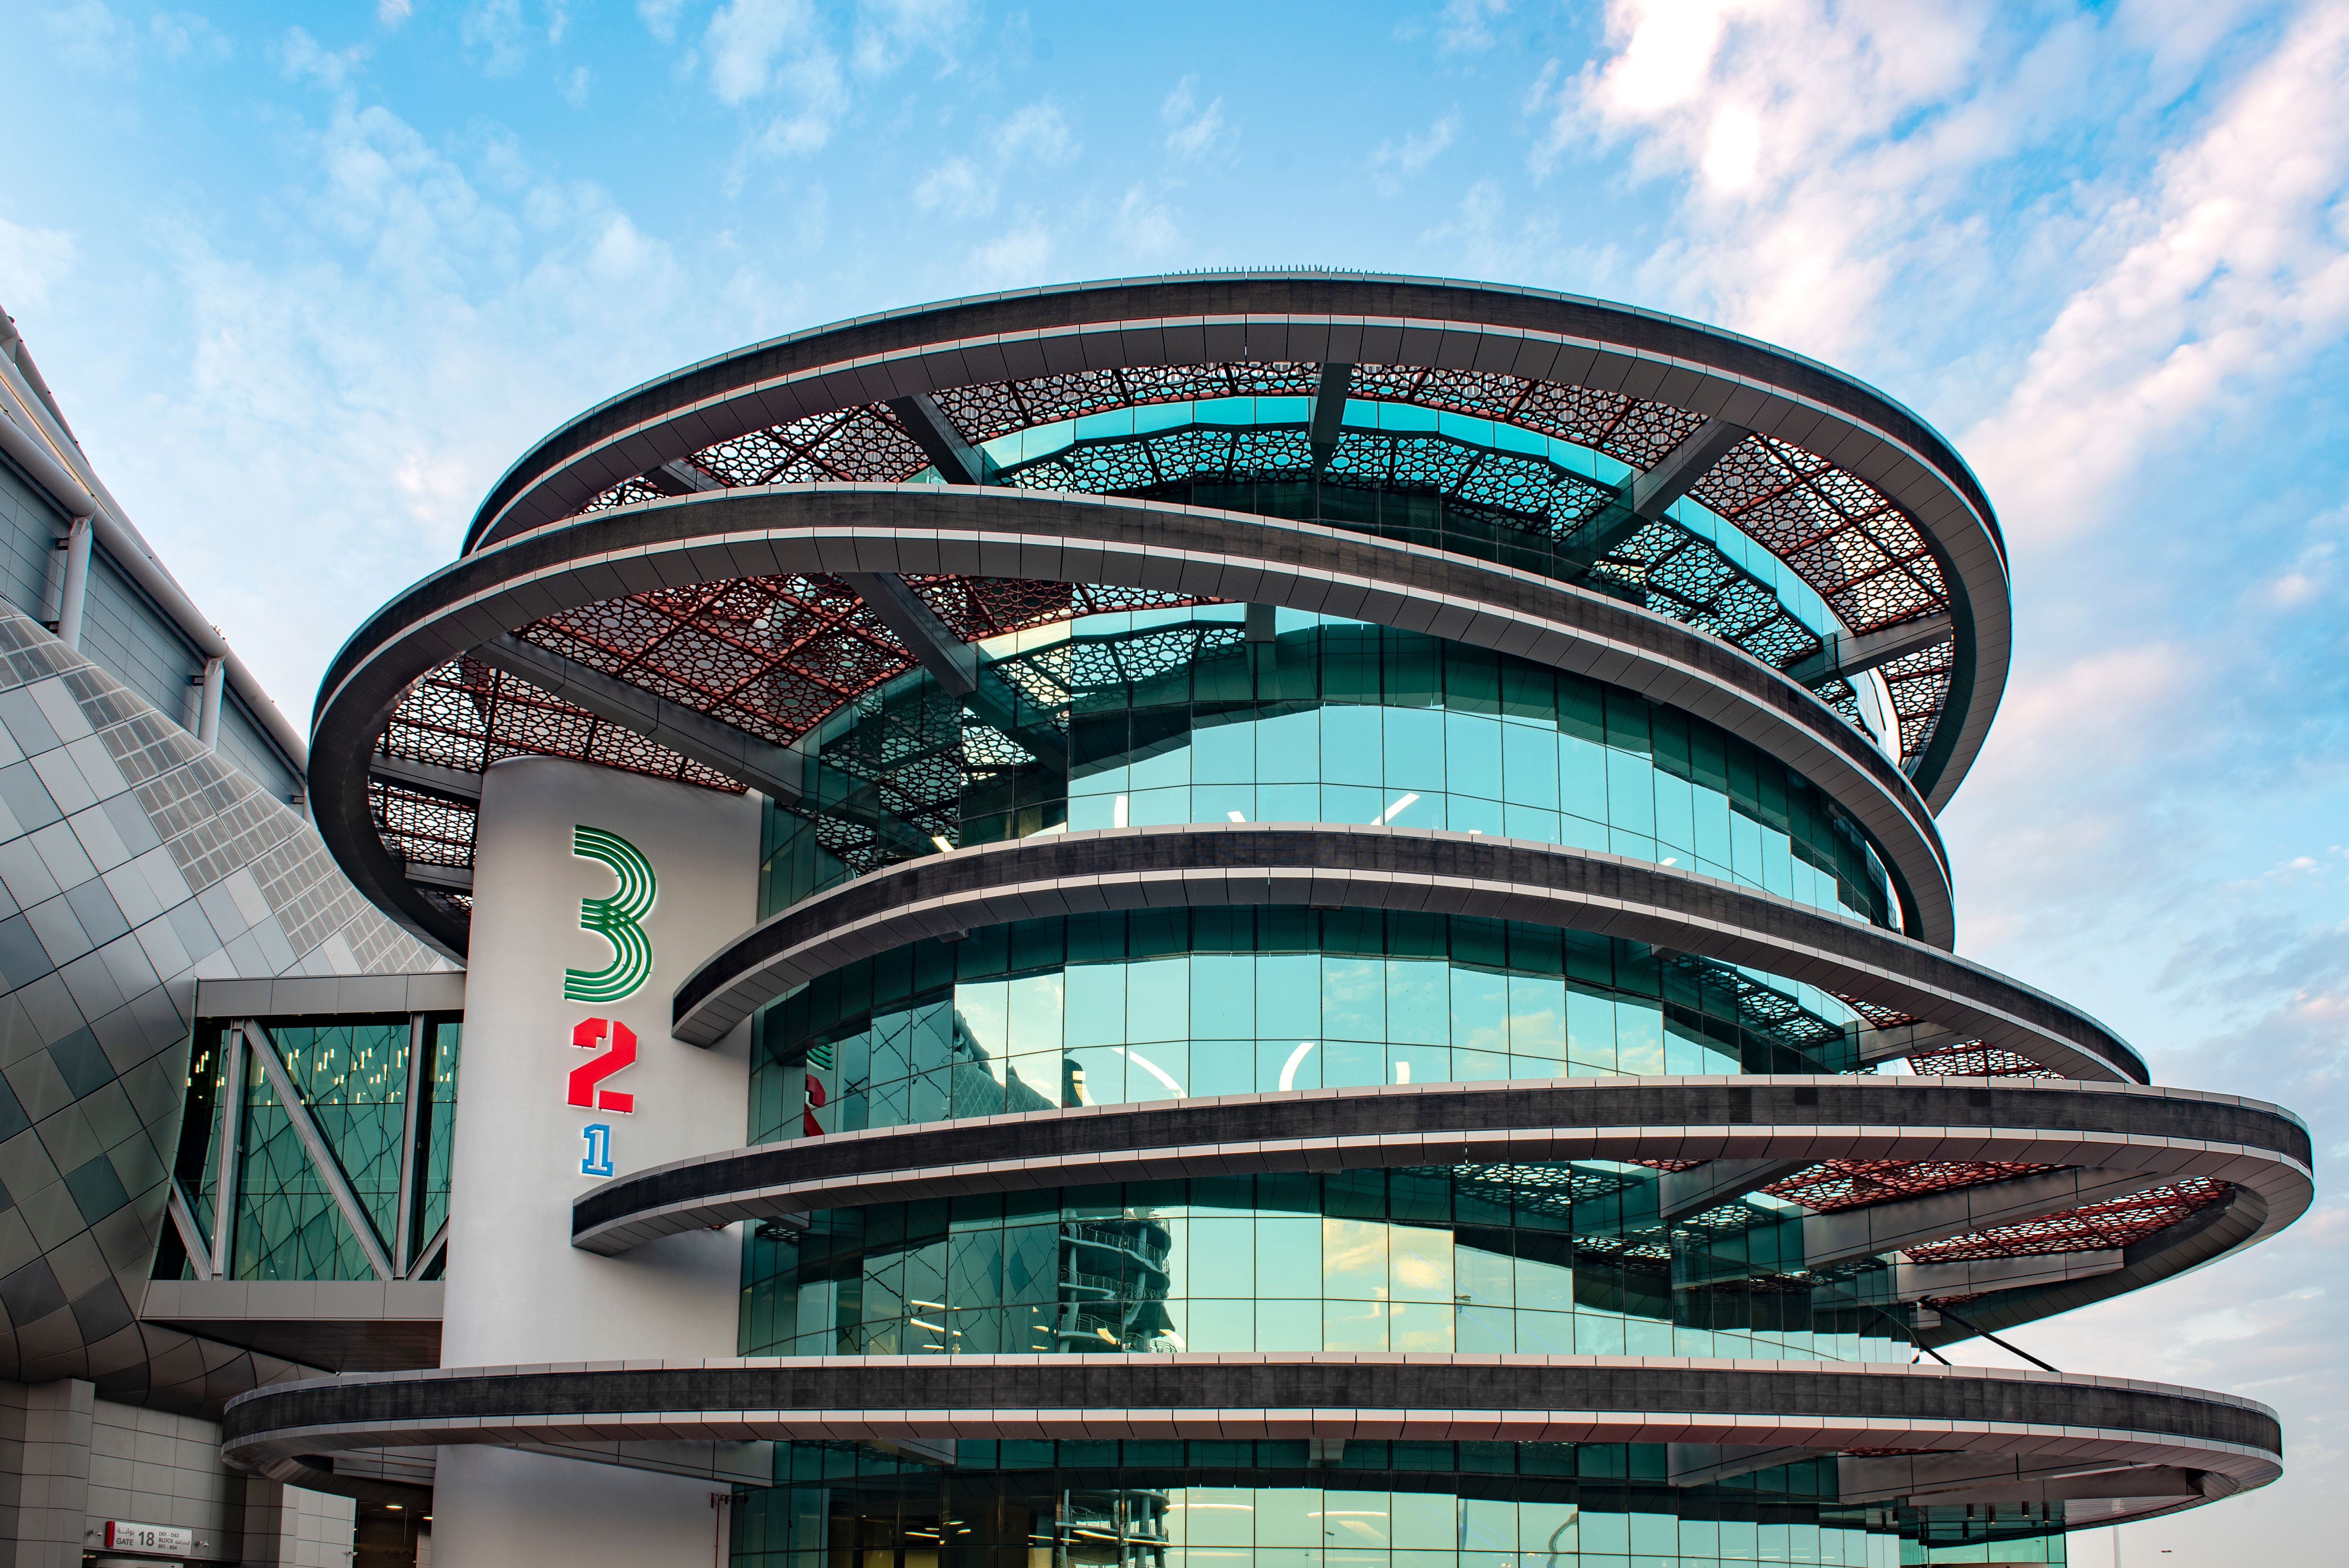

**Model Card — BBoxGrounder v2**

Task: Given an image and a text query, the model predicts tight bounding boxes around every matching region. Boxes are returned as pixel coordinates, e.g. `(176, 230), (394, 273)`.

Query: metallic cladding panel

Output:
(0, 609), (443, 1413)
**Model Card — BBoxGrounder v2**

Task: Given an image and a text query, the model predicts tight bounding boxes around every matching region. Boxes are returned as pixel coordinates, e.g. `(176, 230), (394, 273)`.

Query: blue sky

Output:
(4, 2), (2346, 1559)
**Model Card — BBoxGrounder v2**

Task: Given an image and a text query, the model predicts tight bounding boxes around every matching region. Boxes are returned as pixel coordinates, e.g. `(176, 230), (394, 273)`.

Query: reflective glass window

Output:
(761, 613), (1899, 935)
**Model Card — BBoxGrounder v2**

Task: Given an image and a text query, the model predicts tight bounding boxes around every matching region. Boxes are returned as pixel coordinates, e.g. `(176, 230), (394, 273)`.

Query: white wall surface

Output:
(82, 1398), (240, 1561)
(435, 757), (759, 1566)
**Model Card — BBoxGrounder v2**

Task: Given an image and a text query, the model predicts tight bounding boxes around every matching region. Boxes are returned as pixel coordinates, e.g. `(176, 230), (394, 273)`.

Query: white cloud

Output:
(378, 0), (414, 26)
(1437, 0), (1509, 53)
(970, 224), (1053, 287)
(0, 219), (79, 314)
(1967, 2), (2349, 539)
(1161, 75), (1228, 161)
(704, 0), (848, 161)
(278, 27), (368, 89)
(852, 0), (971, 77)
(910, 103), (1076, 220)
(914, 156), (989, 219)
(38, 1), (136, 69)
(707, 0), (811, 102)
(1373, 110), (1461, 191)
(996, 101), (1076, 166)
(1116, 185), (1181, 263)
(1418, 178), (1593, 289)
(149, 11), (231, 62)
(41, 1), (232, 69)
(77, 91), (707, 729)
(1536, 0), (2032, 356)
(561, 64), (592, 107)
(637, 0), (689, 42)
(462, 0), (531, 77)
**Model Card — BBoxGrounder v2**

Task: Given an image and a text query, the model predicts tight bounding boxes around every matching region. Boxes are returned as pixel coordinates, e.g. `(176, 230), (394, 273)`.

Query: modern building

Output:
(4, 272), (2313, 1568)
(0, 305), (449, 1566)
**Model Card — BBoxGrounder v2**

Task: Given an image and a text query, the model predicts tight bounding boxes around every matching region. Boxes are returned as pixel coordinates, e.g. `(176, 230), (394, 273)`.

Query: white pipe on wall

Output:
(54, 515), (91, 649)
(196, 656), (225, 749)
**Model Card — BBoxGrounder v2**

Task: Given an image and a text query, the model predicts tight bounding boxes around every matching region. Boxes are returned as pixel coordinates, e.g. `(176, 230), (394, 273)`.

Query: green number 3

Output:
(564, 825), (656, 1003)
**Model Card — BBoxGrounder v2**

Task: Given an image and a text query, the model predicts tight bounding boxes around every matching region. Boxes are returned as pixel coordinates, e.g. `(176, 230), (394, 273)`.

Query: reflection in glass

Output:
(740, 1169), (1903, 1367)
(751, 911), (1859, 1146)
(761, 612), (1900, 932)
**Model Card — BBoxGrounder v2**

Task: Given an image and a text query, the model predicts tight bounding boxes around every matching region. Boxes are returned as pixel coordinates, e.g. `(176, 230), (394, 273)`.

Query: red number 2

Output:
(570, 1018), (638, 1112)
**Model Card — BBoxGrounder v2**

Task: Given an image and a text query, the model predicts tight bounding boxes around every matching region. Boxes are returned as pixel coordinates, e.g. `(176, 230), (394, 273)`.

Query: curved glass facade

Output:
(728, 1440), (2073, 1568)
(729, 559), (2043, 1568)
(738, 1167), (1905, 1365)
(750, 911), (1859, 1144)
(761, 611), (1898, 930)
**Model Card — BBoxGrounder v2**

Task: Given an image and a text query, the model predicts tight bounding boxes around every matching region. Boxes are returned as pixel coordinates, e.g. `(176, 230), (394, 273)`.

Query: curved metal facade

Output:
(0, 608), (440, 1409)
(303, 273), (2306, 1562)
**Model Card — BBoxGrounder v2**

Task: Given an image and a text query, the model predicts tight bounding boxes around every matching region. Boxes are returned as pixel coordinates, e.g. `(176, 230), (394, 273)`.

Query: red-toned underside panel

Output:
(1754, 1162), (2233, 1266)
(503, 574), (1215, 747)
(368, 576), (1219, 864)
(574, 360), (1961, 765)
(383, 657), (747, 792)
(1905, 1177), (2230, 1263)
(1764, 1160), (2061, 1214)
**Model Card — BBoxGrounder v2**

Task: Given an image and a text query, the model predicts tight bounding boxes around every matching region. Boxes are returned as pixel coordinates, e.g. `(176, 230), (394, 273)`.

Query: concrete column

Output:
(52, 517), (91, 650)
(433, 757), (759, 1566)
(6, 1379), (94, 1568)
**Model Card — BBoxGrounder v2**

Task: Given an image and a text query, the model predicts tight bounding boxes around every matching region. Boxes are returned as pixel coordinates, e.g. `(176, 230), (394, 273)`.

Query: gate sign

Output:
(104, 1520), (195, 1554)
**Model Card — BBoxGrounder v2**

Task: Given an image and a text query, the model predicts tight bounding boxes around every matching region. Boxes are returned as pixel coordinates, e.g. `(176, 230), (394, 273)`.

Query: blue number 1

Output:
(580, 1123), (614, 1178)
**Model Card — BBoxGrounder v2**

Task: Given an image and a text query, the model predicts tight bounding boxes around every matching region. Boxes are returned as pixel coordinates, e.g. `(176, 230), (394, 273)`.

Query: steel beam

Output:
(1788, 610), (1956, 685)
(474, 633), (804, 802)
(393, 1012), (428, 1277)
(210, 1021), (246, 1280)
(241, 1020), (396, 1282)
(404, 863), (474, 893)
(1567, 417), (1752, 573)
(886, 394), (995, 485)
(166, 1182), (213, 1281)
(1308, 362), (1353, 471)
(410, 1219), (449, 1279)
(1893, 1248), (2123, 1303)
(1855, 1019), (1964, 1065)
(1804, 1167), (2159, 1270)
(842, 571), (977, 693)
(1660, 1157), (1813, 1224)
(1628, 417), (1750, 519)
(659, 458), (725, 493)
(369, 754), (484, 803)
(839, 572), (1068, 770)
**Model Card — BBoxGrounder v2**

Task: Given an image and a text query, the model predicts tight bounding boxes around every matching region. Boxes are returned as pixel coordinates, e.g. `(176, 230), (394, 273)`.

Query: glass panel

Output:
(737, 1169), (1904, 1366)
(725, 1441), (1961, 1568)
(764, 616), (1900, 934)
(762, 912), (1859, 1141)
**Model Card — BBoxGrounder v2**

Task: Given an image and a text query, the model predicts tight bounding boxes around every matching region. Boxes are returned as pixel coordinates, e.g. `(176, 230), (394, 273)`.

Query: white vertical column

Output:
(52, 517), (91, 650)
(195, 656), (225, 748)
(432, 755), (760, 1568)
